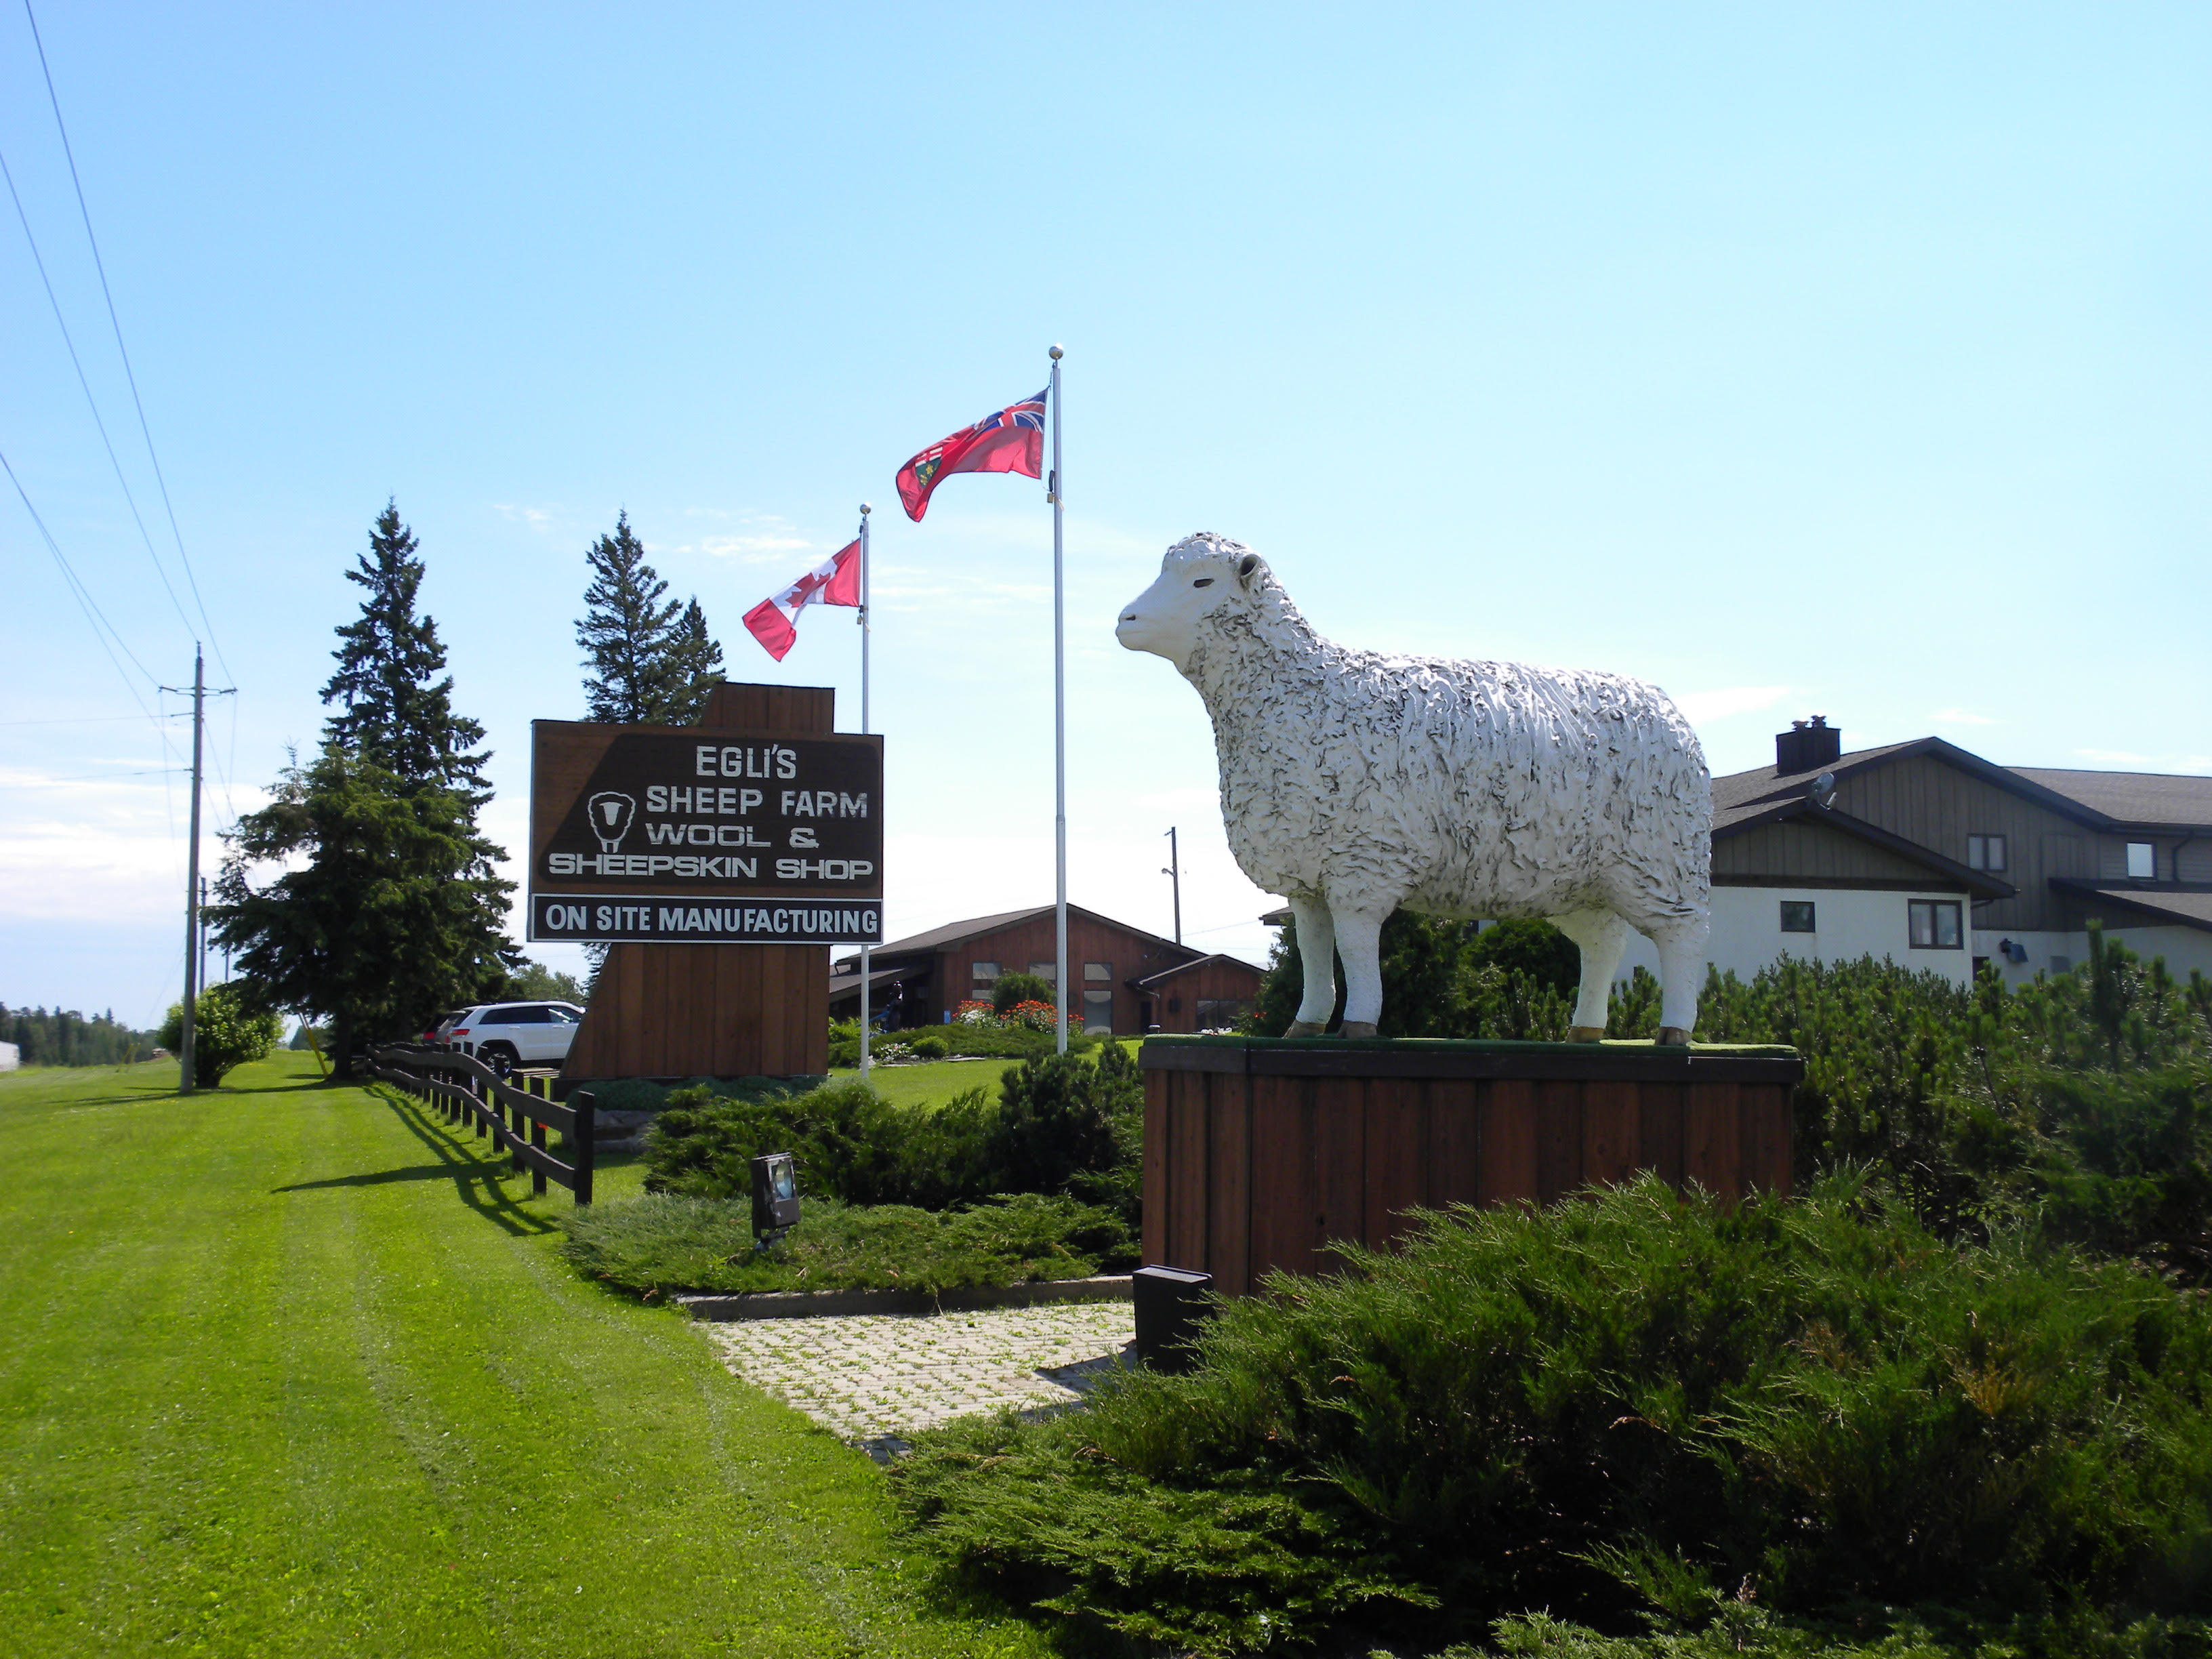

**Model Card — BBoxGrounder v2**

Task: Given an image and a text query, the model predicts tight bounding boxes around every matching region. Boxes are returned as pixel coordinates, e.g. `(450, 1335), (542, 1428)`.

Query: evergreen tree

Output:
(0, 1004), (157, 1066)
(209, 747), (517, 1076)
(663, 596), (726, 723)
(576, 512), (724, 724)
(321, 500), (489, 795)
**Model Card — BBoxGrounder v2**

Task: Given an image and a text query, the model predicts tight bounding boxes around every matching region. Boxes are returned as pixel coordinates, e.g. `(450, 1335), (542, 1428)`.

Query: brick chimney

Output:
(1775, 715), (1841, 776)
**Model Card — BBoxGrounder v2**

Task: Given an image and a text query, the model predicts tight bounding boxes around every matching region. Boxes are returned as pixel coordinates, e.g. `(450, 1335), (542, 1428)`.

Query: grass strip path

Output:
(0, 1053), (1049, 1658)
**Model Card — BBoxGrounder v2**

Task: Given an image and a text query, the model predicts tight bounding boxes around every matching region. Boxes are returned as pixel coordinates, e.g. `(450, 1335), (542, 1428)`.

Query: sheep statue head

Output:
(1113, 531), (1273, 674)
(1116, 532), (1713, 1046)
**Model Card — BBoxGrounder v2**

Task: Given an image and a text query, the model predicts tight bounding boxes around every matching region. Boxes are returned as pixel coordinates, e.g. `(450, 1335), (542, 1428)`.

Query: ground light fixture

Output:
(1132, 1265), (1214, 1372)
(752, 1152), (800, 1248)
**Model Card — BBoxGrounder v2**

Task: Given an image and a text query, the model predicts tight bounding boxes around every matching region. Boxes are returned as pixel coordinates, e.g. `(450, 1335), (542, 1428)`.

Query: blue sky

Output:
(3, 3), (2207, 1025)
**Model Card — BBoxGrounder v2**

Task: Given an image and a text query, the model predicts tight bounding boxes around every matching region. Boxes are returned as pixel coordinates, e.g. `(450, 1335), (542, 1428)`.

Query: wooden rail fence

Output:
(367, 1043), (596, 1204)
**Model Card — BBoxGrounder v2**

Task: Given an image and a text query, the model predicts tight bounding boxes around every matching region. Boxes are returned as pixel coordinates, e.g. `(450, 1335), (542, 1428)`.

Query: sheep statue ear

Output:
(1235, 553), (1264, 586)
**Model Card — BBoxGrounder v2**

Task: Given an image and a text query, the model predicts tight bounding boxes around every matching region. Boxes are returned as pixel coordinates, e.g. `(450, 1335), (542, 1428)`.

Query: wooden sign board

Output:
(527, 719), (883, 945)
(555, 682), (846, 1082)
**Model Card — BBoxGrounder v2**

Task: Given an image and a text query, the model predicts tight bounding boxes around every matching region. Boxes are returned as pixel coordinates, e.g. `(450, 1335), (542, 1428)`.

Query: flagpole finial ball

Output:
(859, 502), (872, 515)
(1049, 344), (1063, 360)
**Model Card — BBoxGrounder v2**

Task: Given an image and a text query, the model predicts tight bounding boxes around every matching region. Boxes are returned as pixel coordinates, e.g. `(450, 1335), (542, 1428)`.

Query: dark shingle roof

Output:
(2050, 880), (2212, 934)
(825, 964), (926, 998)
(834, 904), (1201, 970)
(1711, 739), (1927, 833)
(859, 906), (1049, 958)
(1129, 952), (1267, 991)
(2010, 769), (2212, 830)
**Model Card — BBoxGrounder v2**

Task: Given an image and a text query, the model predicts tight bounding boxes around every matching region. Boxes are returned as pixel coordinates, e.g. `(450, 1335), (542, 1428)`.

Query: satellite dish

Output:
(1807, 771), (1838, 811)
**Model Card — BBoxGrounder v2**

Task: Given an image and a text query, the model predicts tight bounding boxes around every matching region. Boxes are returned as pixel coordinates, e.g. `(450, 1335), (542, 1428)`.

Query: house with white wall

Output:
(1627, 718), (2212, 987)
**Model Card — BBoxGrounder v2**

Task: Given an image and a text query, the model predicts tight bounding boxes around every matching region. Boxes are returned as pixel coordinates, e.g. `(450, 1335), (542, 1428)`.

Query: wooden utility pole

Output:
(161, 647), (232, 1094)
(179, 647), (205, 1092)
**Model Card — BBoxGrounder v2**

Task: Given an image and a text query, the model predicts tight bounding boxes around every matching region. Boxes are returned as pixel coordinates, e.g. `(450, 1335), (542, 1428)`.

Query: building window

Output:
(970, 960), (1000, 983)
(2050, 956), (2072, 975)
(1779, 901), (1816, 933)
(1967, 834), (2007, 872)
(1027, 961), (1058, 983)
(1195, 998), (1248, 1030)
(1908, 899), (1963, 949)
(1084, 961), (1112, 982)
(2127, 842), (2156, 880)
(1081, 990), (1113, 1033)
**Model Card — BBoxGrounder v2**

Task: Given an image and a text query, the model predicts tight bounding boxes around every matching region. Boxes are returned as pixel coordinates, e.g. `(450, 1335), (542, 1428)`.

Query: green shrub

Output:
(644, 1052), (1142, 1221)
(645, 1078), (966, 1207)
(157, 983), (283, 1088)
(909, 1031), (949, 1059)
(992, 971), (1054, 1015)
(558, 1190), (1136, 1297)
(1438, 1607), (2212, 1657)
(1612, 949), (2212, 1274)
(1469, 916), (1582, 997)
(993, 1043), (1143, 1216)
(892, 1174), (2212, 1656)
(1244, 911), (1573, 1038)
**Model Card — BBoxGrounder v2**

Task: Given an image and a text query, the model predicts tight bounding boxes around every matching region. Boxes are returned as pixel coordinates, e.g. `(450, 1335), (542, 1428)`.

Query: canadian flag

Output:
(742, 539), (860, 661)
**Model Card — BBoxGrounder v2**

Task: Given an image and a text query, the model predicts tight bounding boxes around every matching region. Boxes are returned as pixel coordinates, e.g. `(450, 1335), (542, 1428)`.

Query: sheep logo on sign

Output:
(587, 792), (636, 853)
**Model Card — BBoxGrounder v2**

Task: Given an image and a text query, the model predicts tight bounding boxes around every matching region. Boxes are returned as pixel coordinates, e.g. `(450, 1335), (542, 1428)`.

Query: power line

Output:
(22, 0), (232, 687)
(0, 712), (188, 726)
(10, 766), (187, 783)
(1, 442), (161, 718)
(0, 138), (198, 640)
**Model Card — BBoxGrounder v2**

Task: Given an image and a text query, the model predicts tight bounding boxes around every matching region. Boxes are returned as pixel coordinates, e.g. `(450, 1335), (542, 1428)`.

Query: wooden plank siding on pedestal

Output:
(1141, 1038), (1803, 1295)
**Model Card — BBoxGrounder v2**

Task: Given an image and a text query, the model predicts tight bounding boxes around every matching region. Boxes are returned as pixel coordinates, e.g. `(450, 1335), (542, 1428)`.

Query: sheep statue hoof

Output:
(1656, 1027), (1693, 1047)
(1116, 533), (1714, 1046)
(1568, 1025), (1606, 1043)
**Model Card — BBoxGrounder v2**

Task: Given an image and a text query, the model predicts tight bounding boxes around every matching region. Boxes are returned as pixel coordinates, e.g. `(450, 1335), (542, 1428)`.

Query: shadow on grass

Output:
(45, 1073), (352, 1109)
(287, 1085), (559, 1238)
(276, 1163), (499, 1192)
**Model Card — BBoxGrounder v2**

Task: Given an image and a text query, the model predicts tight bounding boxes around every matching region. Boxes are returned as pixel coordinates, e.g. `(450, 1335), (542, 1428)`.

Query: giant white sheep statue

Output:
(1115, 533), (1712, 1044)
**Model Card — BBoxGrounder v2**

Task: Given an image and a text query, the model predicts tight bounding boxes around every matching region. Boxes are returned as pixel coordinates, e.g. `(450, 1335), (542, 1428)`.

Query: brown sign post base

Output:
(558, 684), (842, 1085)
(1140, 1036), (1804, 1296)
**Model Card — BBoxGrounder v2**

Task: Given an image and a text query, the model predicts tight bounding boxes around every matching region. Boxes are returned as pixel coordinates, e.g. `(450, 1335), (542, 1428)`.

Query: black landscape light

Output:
(1132, 1265), (1214, 1373)
(751, 1151), (800, 1246)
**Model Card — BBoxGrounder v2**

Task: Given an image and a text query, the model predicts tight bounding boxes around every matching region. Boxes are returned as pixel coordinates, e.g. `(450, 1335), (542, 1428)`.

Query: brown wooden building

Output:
(827, 904), (1264, 1036)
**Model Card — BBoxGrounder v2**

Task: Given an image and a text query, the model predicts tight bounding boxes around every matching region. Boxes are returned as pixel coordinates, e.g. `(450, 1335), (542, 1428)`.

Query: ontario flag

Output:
(742, 539), (860, 661)
(895, 386), (1047, 521)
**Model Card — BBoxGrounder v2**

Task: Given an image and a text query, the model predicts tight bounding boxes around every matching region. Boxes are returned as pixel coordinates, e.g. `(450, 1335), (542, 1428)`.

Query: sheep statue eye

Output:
(1192, 578), (1214, 588)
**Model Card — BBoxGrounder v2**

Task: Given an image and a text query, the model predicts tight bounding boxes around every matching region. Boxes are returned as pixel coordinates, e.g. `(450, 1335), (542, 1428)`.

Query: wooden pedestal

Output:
(1141, 1037), (1804, 1295)
(557, 684), (838, 1085)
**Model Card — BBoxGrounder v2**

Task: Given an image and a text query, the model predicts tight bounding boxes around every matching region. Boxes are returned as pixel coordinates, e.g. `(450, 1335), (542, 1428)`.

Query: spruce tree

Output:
(211, 747), (516, 1077)
(576, 512), (724, 724)
(321, 500), (489, 796)
(663, 596), (726, 724)
(213, 503), (515, 1074)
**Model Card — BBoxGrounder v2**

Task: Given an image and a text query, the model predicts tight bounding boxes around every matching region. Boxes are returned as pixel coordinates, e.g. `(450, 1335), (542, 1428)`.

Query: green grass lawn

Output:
(0, 1052), (1050, 1658)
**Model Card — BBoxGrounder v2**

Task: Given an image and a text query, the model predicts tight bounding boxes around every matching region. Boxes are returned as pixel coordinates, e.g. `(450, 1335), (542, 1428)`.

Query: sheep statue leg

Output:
(1551, 909), (1631, 1043)
(1330, 905), (1390, 1040)
(1282, 895), (1338, 1038)
(1653, 920), (1710, 1046)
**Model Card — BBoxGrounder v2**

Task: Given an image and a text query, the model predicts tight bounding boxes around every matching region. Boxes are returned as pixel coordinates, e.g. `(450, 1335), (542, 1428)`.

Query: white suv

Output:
(435, 1002), (585, 1074)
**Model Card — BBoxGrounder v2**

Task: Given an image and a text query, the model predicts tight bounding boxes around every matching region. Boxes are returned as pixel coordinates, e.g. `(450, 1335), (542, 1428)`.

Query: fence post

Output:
(472, 1067), (488, 1139)
(529, 1076), (549, 1199)
(508, 1078), (525, 1176)
(572, 1090), (595, 1206)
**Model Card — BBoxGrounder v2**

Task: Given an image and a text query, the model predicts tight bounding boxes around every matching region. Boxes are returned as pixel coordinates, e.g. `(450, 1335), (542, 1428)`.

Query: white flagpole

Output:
(857, 502), (873, 1081)
(1048, 344), (1067, 1054)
